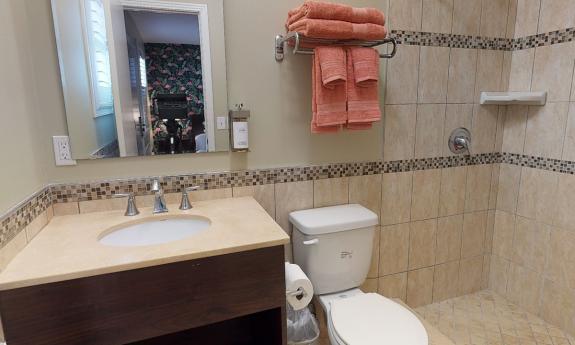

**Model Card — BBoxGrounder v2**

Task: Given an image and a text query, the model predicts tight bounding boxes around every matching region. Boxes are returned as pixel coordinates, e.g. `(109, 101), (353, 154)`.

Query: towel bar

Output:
(275, 32), (397, 62)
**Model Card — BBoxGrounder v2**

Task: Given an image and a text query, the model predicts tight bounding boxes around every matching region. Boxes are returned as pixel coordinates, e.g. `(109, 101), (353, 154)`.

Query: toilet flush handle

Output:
(303, 239), (319, 245)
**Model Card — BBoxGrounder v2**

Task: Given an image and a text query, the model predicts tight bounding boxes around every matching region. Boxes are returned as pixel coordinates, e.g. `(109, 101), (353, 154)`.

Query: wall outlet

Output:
(216, 116), (228, 130)
(52, 136), (77, 166)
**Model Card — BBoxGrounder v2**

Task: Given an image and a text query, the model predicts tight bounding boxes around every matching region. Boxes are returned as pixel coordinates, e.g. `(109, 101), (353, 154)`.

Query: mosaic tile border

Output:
(390, 28), (575, 51)
(7, 150), (563, 250)
(50, 152), (501, 204)
(0, 187), (51, 249)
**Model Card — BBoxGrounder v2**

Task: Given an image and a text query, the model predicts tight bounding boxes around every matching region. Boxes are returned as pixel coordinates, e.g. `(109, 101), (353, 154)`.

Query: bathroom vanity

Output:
(0, 197), (289, 345)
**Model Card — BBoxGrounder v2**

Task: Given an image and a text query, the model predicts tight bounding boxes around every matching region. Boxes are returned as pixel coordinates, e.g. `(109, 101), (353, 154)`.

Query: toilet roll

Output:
(285, 262), (314, 310)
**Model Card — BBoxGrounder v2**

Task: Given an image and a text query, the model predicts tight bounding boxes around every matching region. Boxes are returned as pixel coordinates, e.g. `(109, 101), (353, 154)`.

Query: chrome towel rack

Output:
(275, 32), (397, 62)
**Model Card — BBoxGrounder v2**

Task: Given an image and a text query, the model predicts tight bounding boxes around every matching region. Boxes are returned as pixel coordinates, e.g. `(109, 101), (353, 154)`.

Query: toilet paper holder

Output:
(287, 287), (307, 301)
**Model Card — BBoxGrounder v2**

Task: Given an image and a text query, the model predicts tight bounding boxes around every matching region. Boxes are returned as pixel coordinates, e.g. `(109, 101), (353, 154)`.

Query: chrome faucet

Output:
(180, 186), (200, 210)
(113, 192), (139, 216)
(151, 179), (168, 214)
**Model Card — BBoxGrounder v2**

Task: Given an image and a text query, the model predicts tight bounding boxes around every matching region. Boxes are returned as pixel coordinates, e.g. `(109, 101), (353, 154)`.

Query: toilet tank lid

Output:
(289, 204), (378, 235)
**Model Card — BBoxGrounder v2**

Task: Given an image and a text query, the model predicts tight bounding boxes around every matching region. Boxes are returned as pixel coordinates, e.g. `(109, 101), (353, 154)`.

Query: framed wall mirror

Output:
(51, 0), (229, 159)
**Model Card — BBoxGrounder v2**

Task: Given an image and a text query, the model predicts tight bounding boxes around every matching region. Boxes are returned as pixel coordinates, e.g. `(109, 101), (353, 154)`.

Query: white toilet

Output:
(290, 204), (428, 345)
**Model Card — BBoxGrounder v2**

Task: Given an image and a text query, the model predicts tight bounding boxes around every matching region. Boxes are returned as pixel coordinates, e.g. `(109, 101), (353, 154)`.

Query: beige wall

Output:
(492, 0), (575, 335)
(14, 0), (384, 186)
(0, 0), (45, 213)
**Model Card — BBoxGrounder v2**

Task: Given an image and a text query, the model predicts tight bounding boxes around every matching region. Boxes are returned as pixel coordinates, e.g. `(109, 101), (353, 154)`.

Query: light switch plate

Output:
(216, 116), (228, 130)
(52, 136), (77, 166)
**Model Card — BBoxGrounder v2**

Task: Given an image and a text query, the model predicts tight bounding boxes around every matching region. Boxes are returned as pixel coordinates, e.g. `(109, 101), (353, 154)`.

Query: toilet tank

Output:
(290, 204), (378, 295)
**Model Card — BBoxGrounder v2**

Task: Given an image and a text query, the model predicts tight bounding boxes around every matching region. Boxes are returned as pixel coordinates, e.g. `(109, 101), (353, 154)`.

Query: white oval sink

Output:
(99, 217), (211, 247)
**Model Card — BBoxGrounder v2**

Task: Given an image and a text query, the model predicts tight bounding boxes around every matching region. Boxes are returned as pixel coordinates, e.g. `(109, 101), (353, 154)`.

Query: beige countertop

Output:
(0, 197), (290, 291)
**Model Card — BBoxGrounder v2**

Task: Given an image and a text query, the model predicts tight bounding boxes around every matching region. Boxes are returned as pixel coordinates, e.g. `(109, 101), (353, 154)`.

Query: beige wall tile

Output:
(46, 205), (54, 222)
(532, 43), (575, 102)
(514, 0), (541, 37)
(546, 228), (575, 291)
(388, 0), (422, 31)
(136, 193), (181, 208)
(52, 202), (79, 216)
(368, 227), (381, 279)
(275, 181), (314, 234)
(458, 256), (484, 295)
(418, 47), (450, 103)
(461, 211), (487, 259)
(562, 103), (575, 161)
(233, 184), (276, 218)
(505, 0), (518, 38)
(540, 279), (575, 333)
(190, 188), (233, 202)
(489, 255), (510, 295)
(407, 267), (434, 308)
(489, 164), (500, 210)
(516, 167), (558, 224)
(475, 50), (504, 101)
(411, 169), (441, 221)
(349, 174), (382, 221)
(436, 215), (463, 264)
(380, 223), (410, 276)
(379, 272), (408, 302)
(496, 164), (521, 214)
(494, 108), (506, 153)
(447, 48), (478, 103)
(480, 0), (511, 37)
(383, 105), (417, 161)
(433, 261), (460, 303)
(0, 231), (27, 271)
(415, 104), (446, 159)
(502, 106), (528, 154)
(313, 177), (349, 208)
(24, 210), (48, 242)
(471, 105), (499, 154)
(512, 217), (549, 273)
(465, 164), (492, 212)
(524, 102), (570, 159)
(501, 51), (512, 91)
(79, 198), (128, 214)
(537, 0), (575, 33)
(552, 173), (575, 231)
(0, 231), (26, 271)
(482, 255), (491, 289)
(493, 210), (516, 260)
(361, 278), (379, 293)
(421, 0), (453, 33)
(439, 167), (467, 217)
(381, 172), (413, 225)
(452, 0), (482, 35)
(385, 46), (420, 105)
(443, 104), (473, 156)
(506, 262), (543, 314)
(485, 210), (496, 254)
(409, 219), (437, 270)
(508, 49), (535, 92)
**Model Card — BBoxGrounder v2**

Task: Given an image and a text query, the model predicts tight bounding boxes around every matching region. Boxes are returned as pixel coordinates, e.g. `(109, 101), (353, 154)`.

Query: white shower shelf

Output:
(479, 91), (547, 105)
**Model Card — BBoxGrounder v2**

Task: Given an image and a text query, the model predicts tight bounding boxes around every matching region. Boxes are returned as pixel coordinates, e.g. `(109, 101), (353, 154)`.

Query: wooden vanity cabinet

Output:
(0, 246), (286, 345)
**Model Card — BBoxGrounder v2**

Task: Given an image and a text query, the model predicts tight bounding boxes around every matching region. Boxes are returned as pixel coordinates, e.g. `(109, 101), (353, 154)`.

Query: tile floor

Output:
(415, 290), (575, 345)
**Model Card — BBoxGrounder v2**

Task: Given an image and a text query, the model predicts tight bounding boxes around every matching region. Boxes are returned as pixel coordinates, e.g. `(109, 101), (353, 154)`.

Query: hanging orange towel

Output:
(287, 1), (385, 27)
(312, 47), (347, 133)
(346, 47), (381, 128)
(289, 19), (387, 41)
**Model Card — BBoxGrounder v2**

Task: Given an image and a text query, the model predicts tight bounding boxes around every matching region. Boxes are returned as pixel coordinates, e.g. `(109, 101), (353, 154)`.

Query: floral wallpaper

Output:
(145, 43), (204, 115)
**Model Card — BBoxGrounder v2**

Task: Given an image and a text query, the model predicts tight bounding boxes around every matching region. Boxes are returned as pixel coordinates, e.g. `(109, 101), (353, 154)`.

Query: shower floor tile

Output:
(415, 290), (575, 345)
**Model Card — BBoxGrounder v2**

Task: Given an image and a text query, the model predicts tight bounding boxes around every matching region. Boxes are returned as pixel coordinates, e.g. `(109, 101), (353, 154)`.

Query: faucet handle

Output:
(180, 186), (200, 210)
(113, 193), (140, 216)
(151, 179), (161, 192)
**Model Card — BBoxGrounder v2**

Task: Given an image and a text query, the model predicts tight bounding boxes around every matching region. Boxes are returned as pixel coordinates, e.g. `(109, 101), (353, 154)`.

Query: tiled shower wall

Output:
(490, 0), (575, 335)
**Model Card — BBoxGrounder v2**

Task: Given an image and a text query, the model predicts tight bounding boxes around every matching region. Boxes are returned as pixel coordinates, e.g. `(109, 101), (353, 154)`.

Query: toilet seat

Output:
(328, 293), (428, 345)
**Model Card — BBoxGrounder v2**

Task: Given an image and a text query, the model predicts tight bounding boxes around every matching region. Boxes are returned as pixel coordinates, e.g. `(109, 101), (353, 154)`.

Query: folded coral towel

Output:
(289, 19), (387, 41)
(346, 47), (381, 126)
(312, 47), (348, 133)
(287, 1), (385, 27)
